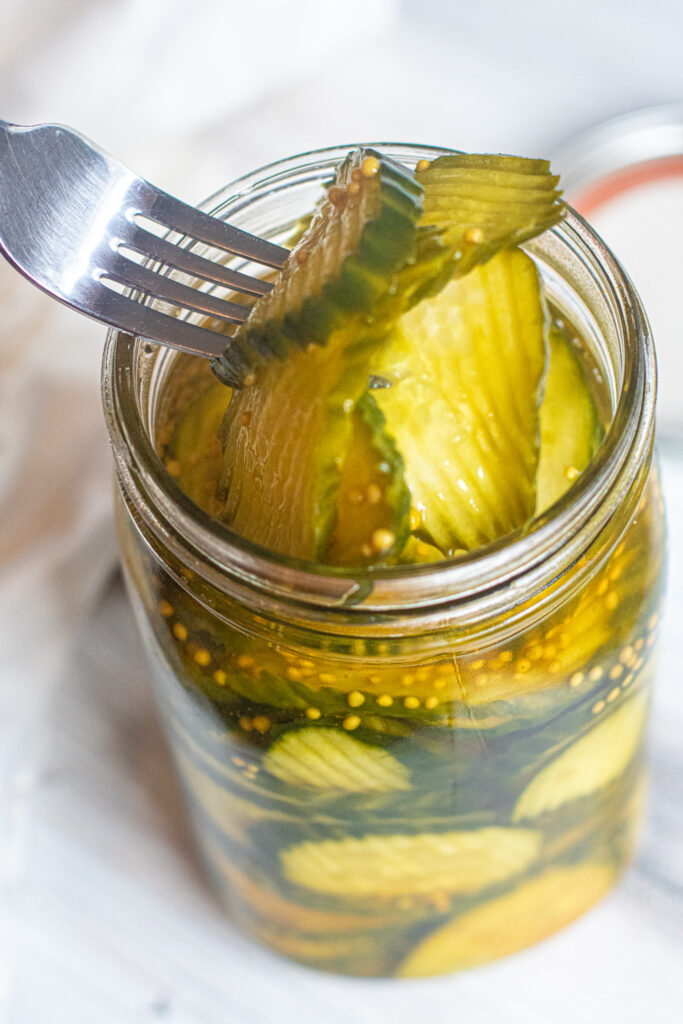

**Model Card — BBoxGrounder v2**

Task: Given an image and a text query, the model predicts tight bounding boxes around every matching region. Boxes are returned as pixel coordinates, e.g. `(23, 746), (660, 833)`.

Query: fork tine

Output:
(97, 288), (231, 358)
(125, 225), (274, 297)
(144, 189), (289, 270)
(104, 255), (251, 324)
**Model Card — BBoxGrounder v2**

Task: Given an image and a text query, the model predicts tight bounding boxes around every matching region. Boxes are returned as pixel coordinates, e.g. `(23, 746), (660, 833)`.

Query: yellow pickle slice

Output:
(416, 152), (565, 278)
(281, 826), (541, 899)
(373, 248), (548, 553)
(399, 862), (615, 976)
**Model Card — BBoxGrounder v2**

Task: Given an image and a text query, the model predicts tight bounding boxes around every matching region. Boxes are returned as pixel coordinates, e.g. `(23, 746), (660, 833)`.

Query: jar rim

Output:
(102, 142), (656, 623)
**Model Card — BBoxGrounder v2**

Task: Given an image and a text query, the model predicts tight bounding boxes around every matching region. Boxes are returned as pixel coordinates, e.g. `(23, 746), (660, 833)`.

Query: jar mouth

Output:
(102, 142), (655, 621)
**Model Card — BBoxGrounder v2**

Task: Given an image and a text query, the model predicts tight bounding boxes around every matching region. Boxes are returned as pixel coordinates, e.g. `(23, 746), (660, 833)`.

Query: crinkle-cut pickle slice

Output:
(373, 247), (549, 554)
(213, 149), (564, 563)
(323, 391), (410, 566)
(263, 727), (411, 792)
(513, 691), (649, 822)
(215, 324), (405, 558)
(212, 148), (423, 389)
(399, 863), (615, 977)
(281, 826), (541, 898)
(417, 152), (565, 278)
(536, 327), (603, 514)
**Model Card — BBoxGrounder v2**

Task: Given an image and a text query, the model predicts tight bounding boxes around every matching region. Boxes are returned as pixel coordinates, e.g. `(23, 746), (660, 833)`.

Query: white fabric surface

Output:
(1, 2), (683, 1021)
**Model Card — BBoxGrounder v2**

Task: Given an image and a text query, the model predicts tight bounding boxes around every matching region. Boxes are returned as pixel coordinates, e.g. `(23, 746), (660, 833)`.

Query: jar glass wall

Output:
(102, 145), (666, 978)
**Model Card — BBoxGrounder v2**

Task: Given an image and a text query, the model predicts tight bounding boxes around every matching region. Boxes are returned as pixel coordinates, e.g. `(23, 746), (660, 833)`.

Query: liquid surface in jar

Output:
(133, 149), (666, 977)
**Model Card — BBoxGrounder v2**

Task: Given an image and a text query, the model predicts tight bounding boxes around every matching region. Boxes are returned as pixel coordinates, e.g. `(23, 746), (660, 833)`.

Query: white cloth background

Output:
(1, 1), (683, 1021)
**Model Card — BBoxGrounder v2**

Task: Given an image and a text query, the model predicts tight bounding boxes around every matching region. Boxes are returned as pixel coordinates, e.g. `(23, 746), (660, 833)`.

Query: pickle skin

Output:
(263, 727), (412, 793)
(212, 148), (424, 389)
(322, 391), (410, 567)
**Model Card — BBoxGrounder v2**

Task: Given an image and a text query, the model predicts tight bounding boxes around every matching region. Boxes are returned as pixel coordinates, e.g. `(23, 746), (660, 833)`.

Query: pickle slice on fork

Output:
(212, 148), (424, 388)
(417, 152), (565, 278)
(213, 149), (427, 558)
(213, 150), (566, 562)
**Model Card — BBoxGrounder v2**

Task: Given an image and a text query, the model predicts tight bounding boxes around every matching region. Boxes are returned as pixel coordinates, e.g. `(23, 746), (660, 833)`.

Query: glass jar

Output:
(102, 144), (666, 978)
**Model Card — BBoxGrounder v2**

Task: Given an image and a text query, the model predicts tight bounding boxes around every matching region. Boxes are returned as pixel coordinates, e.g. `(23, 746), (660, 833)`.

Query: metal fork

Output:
(0, 118), (288, 357)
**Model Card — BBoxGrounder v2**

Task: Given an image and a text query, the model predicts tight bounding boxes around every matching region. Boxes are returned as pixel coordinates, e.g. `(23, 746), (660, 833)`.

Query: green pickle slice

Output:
(536, 327), (603, 513)
(281, 827), (541, 898)
(205, 841), (413, 935)
(373, 248), (549, 553)
(263, 727), (411, 792)
(215, 327), (374, 557)
(323, 391), (410, 566)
